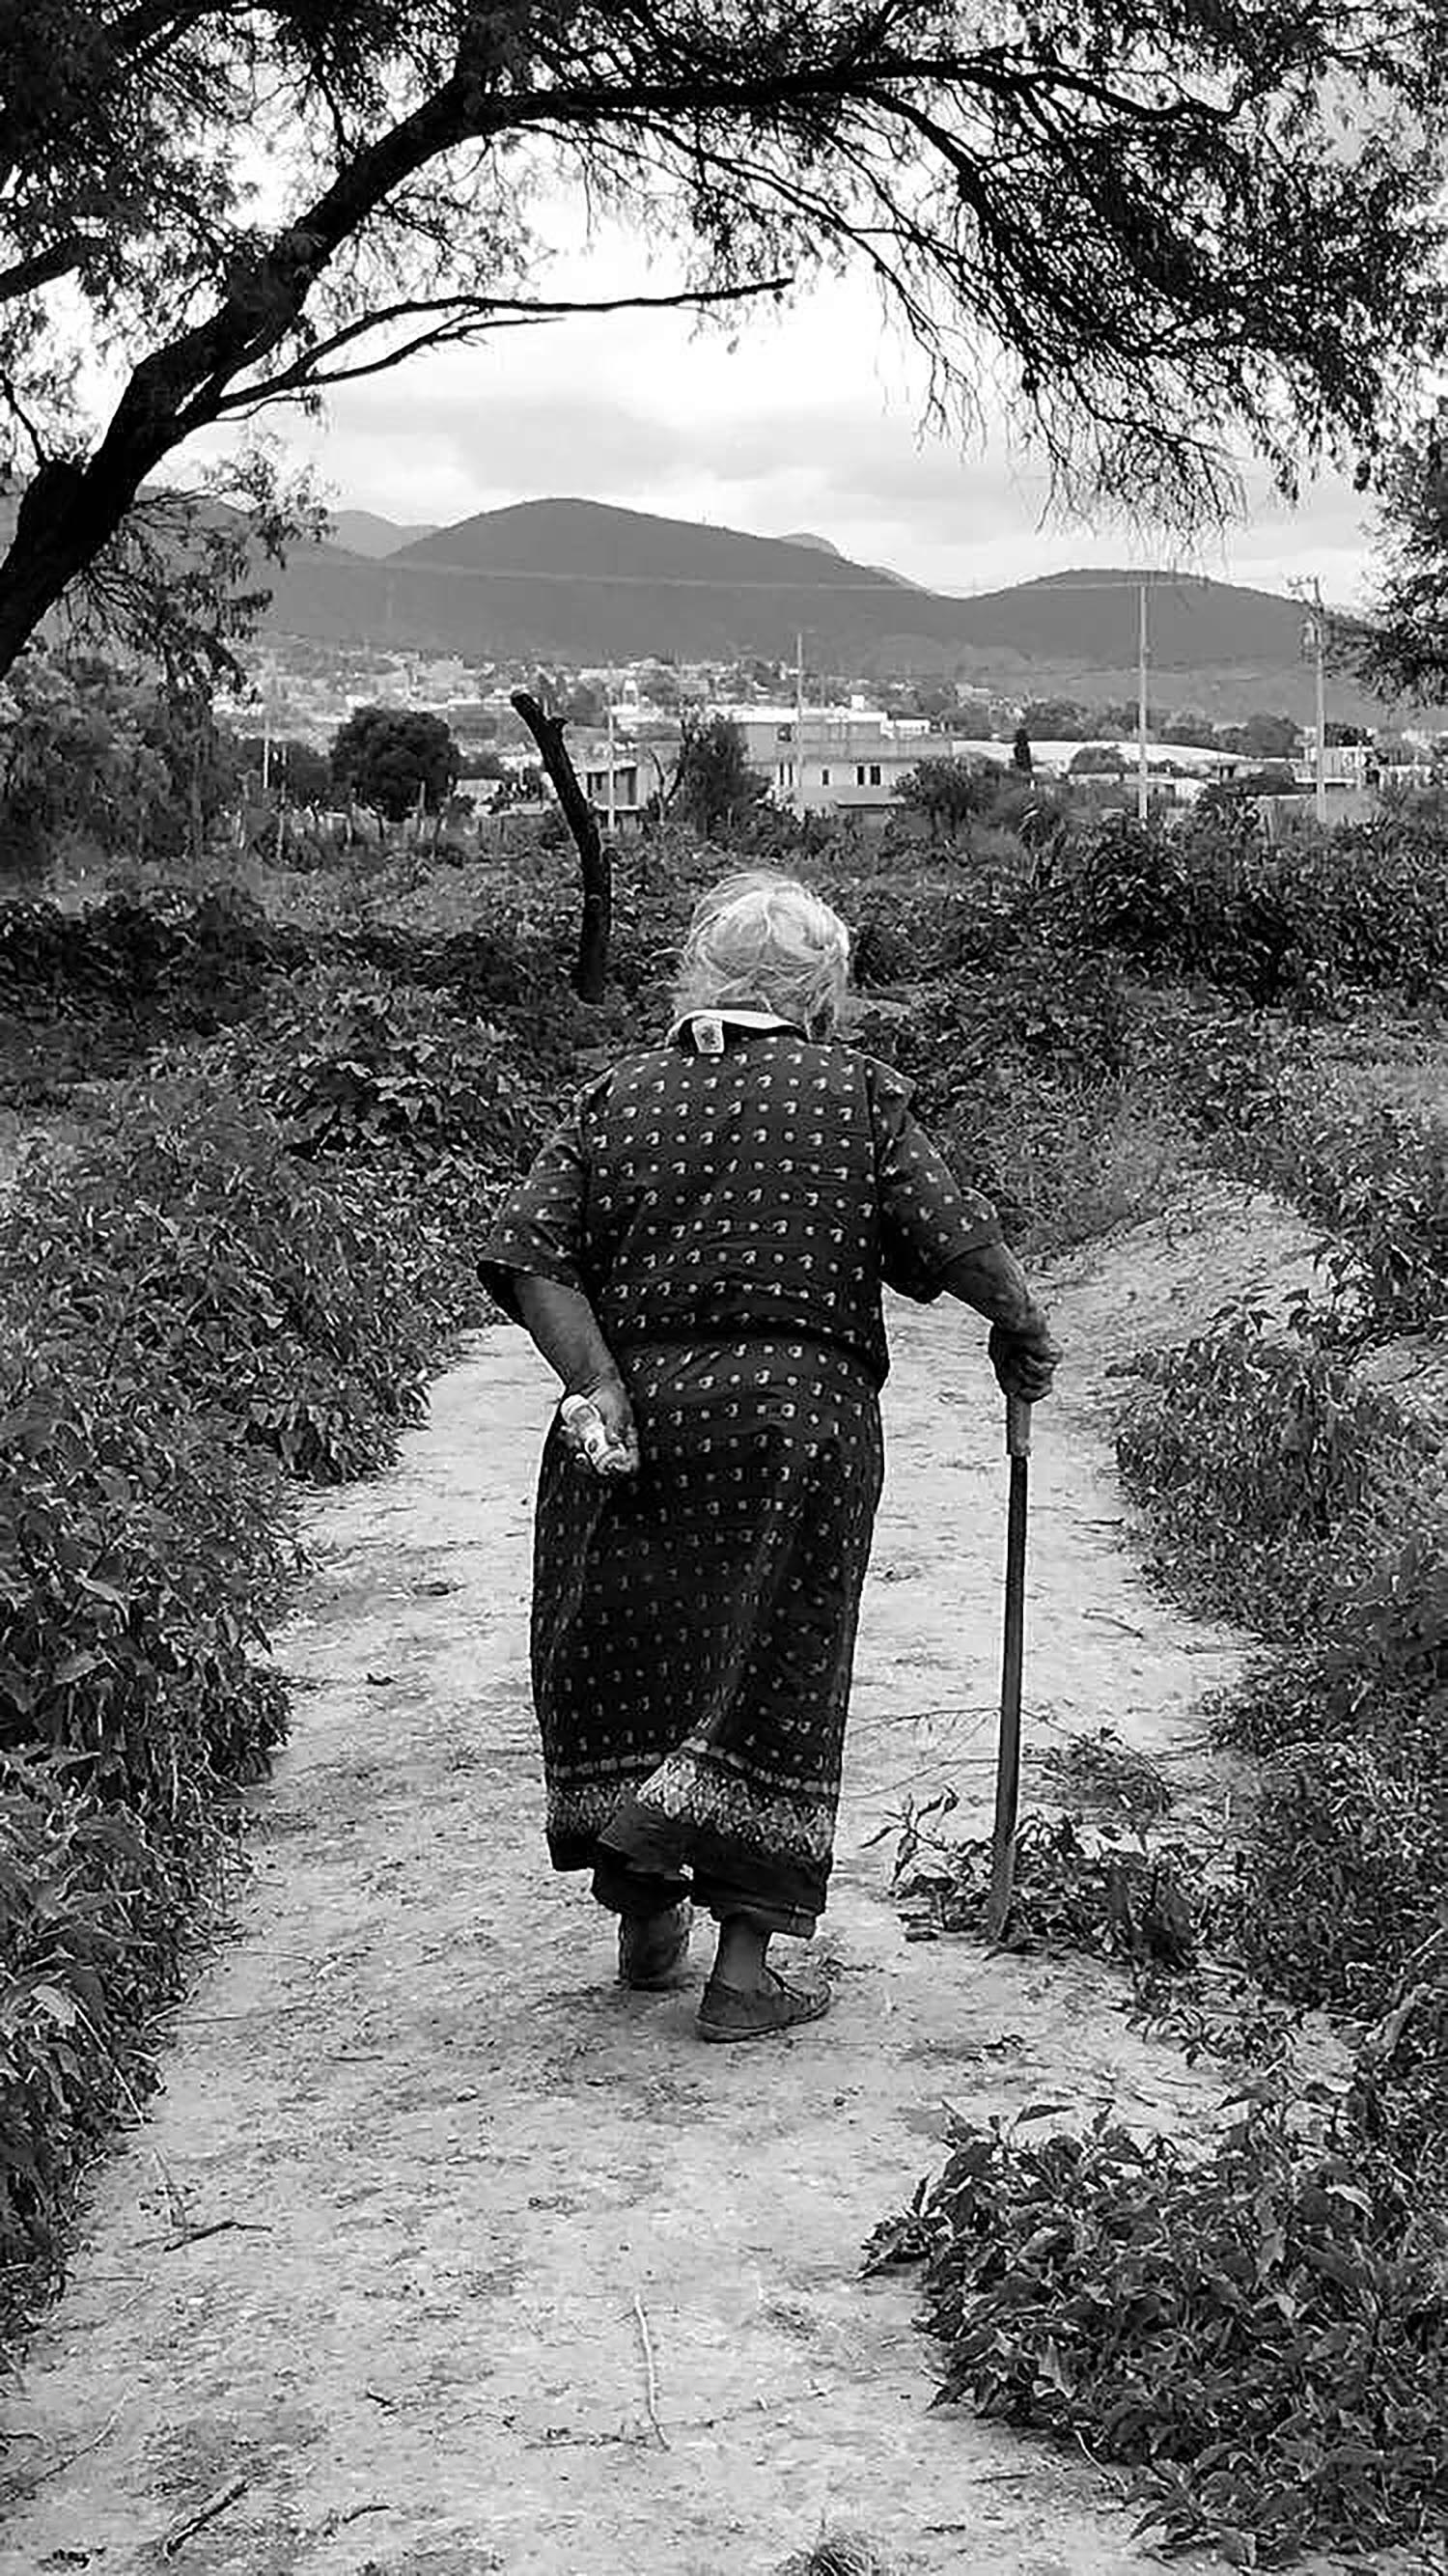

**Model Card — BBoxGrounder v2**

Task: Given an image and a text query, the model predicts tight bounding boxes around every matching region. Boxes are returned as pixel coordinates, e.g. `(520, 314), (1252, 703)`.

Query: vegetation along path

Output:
(0, 1191), (1334, 2576)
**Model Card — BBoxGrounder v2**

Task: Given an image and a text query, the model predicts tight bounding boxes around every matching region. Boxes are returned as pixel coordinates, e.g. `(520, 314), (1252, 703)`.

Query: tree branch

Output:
(510, 691), (611, 1003)
(0, 237), (95, 306)
(208, 272), (793, 413)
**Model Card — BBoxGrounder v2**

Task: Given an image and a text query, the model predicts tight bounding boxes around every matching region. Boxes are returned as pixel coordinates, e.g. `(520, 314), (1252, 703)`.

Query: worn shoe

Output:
(696, 1964), (830, 2044)
(618, 1901), (693, 1990)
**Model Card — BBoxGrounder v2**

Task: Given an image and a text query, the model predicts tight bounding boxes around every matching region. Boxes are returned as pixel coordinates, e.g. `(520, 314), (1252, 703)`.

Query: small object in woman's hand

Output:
(559, 1393), (635, 1474)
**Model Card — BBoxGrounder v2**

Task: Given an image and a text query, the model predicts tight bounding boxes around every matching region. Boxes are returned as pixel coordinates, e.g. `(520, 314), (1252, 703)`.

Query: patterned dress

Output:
(479, 1019), (998, 1935)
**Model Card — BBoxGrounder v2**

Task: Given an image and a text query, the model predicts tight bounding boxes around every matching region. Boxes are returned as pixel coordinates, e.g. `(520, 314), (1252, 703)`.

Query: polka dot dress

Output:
(479, 1025), (1000, 1935)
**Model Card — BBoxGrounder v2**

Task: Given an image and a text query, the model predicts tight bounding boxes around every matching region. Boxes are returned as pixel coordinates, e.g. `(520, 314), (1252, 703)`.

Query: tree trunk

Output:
(510, 692), (611, 1003)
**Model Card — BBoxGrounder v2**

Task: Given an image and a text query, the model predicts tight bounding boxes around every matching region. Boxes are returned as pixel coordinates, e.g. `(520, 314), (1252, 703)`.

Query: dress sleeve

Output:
(869, 1060), (1001, 1302)
(478, 1079), (602, 1322)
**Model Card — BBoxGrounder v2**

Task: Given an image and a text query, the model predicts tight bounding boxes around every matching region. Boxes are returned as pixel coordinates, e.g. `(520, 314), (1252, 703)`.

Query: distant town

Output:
(220, 636), (1448, 829)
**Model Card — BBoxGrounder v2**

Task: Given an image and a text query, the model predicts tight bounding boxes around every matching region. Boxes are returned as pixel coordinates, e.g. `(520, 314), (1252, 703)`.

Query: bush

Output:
(1117, 1318), (1441, 1638)
(854, 943), (1184, 1254)
(1233, 1743), (1444, 2015)
(0, 989), (551, 2341)
(1349, 1935), (1448, 2191)
(1055, 805), (1448, 1012)
(1247, 1085), (1448, 1340)
(867, 2089), (1448, 2565)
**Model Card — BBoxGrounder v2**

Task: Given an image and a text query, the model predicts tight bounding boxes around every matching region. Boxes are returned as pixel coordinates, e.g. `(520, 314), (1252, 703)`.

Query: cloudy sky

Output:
(214, 245), (1380, 610)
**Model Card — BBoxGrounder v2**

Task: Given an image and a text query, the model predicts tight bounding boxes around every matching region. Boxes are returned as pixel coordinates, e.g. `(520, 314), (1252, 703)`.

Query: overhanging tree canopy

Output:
(1, 3), (1447, 680)
(1352, 410), (1448, 702)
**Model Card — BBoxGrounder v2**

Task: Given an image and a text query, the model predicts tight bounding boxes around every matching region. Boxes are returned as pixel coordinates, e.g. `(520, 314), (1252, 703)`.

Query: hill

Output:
(240, 495), (1385, 719)
(328, 509), (438, 558)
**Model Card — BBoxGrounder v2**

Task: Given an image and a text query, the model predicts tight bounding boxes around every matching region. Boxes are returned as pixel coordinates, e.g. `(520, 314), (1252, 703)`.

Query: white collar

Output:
(667, 1007), (803, 1055)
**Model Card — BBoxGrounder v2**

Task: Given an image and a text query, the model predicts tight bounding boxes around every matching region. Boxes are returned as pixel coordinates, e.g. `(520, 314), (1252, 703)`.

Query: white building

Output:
(715, 702), (933, 814)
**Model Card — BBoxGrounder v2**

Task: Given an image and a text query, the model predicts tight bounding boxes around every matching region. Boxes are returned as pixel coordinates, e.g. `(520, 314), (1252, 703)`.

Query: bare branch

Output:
(208, 271), (793, 413)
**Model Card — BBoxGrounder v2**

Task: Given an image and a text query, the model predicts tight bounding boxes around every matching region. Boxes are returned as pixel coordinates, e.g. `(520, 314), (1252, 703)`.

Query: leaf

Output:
(52, 1650), (105, 1687)
(30, 1984), (79, 2030)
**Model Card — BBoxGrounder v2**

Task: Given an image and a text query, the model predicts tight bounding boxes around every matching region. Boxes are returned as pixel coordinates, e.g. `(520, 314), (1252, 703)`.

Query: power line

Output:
(348, 556), (1232, 600)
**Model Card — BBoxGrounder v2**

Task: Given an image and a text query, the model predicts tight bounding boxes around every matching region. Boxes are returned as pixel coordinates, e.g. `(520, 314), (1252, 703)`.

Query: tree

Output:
(510, 689), (611, 1001)
(236, 735), (332, 802)
(668, 714), (769, 835)
(1218, 712), (1302, 759)
(894, 755), (998, 841)
(330, 708), (459, 820)
(638, 662), (682, 716)
(1160, 711), (1220, 747)
(1011, 723), (1033, 774)
(0, 653), (218, 879)
(1068, 743), (1126, 773)
(1020, 699), (1092, 741)
(563, 679), (606, 729)
(1354, 410), (1448, 701)
(1, 7), (1446, 682)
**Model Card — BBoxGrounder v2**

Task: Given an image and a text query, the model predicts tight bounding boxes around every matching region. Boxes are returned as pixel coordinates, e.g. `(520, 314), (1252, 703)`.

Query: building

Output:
(714, 702), (933, 816)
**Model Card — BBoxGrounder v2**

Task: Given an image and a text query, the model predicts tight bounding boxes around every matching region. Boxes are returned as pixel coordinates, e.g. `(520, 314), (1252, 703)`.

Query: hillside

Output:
(246, 495), (1385, 718)
(0, 480), (1379, 719)
(328, 509), (438, 558)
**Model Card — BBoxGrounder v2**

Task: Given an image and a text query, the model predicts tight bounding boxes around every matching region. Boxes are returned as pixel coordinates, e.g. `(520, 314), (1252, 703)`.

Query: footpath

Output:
(0, 1189), (1315, 2576)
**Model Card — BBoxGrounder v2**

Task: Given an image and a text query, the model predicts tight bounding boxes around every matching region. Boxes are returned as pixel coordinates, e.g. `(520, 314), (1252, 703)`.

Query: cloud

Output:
(180, 261), (1377, 605)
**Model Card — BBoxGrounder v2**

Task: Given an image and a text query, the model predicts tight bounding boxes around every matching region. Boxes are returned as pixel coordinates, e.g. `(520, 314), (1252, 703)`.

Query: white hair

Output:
(671, 872), (851, 1035)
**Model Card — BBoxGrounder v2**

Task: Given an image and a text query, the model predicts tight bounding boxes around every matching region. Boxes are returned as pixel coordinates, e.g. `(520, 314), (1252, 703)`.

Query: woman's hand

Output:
(561, 1369), (641, 1476)
(989, 1315), (1061, 1405)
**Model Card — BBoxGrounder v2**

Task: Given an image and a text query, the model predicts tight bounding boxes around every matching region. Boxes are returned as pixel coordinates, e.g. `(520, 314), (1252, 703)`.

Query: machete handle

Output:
(1006, 1393), (1033, 1459)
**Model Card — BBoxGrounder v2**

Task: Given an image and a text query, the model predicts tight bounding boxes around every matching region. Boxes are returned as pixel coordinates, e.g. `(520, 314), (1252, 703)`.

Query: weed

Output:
(866, 2083), (1448, 2564)
(1117, 1316), (1441, 1638)
(1042, 1725), (1174, 1826)
(891, 1805), (1204, 1973)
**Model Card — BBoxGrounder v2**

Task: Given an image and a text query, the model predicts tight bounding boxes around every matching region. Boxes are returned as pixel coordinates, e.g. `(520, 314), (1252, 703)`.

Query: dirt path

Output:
(0, 1189), (1320, 2576)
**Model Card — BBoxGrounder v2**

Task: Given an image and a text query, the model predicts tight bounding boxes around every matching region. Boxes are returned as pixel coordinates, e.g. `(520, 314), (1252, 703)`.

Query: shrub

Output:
(1349, 1935), (1448, 2191)
(1233, 1743), (1444, 2015)
(1117, 1319), (1441, 1638)
(867, 2089), (1448, 2565)
(0, 997), (548, 2339)
(1219, 1526), (1448, 1775)
(1249, 1086), (1448, 1340)
(1063, 812), (1202, 974)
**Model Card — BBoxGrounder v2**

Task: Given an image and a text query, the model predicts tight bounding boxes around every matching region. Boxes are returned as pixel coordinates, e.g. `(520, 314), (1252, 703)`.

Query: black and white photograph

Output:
(0, 9), (1446, 2571)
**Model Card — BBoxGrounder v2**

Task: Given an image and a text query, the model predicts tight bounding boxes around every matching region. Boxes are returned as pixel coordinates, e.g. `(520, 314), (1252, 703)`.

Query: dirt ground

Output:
(0, 1183), (1384, 2576)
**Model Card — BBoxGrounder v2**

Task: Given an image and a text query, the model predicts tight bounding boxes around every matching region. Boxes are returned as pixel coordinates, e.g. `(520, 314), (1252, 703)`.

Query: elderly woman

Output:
(479, 872), (1058, 2042)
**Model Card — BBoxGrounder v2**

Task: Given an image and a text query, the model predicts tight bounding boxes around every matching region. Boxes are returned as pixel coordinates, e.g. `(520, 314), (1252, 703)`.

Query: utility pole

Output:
(605, 695), (617, 836)
(794, 630), (806, 819)
(1311, 578), (1328, 826)
(1136, 583), (1150, 825)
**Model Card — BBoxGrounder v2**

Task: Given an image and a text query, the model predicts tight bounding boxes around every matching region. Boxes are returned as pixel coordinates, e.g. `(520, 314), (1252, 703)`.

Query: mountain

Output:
(256, 496), (1384, 718)
(327, 509), (437, 558)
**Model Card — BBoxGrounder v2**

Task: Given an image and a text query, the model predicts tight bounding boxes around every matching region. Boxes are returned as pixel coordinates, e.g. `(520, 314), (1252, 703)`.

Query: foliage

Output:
(1041, 1724), (1174, 1826)
(1233, 1742), (1444, 2017)
(235, 734), (332, 805)
(667, 713), (770, 836)
(893, 757), (1002, 840)
(1242, 1084), (1448, 1340)
(1117, 1316), (1442, 1638)
(866, 2085), (1448, 2565)
(0, 939), (559, 2342)
(1348, 1934), (1448, 2192)
(0, 656), (218, 882)
(1353, 405), (1448, 703)
(853, 937), (1190, 1254)
(890, 1803), (1203, 1972)
(330, 707), (459, 821)
(4, 9), (1448, 673)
